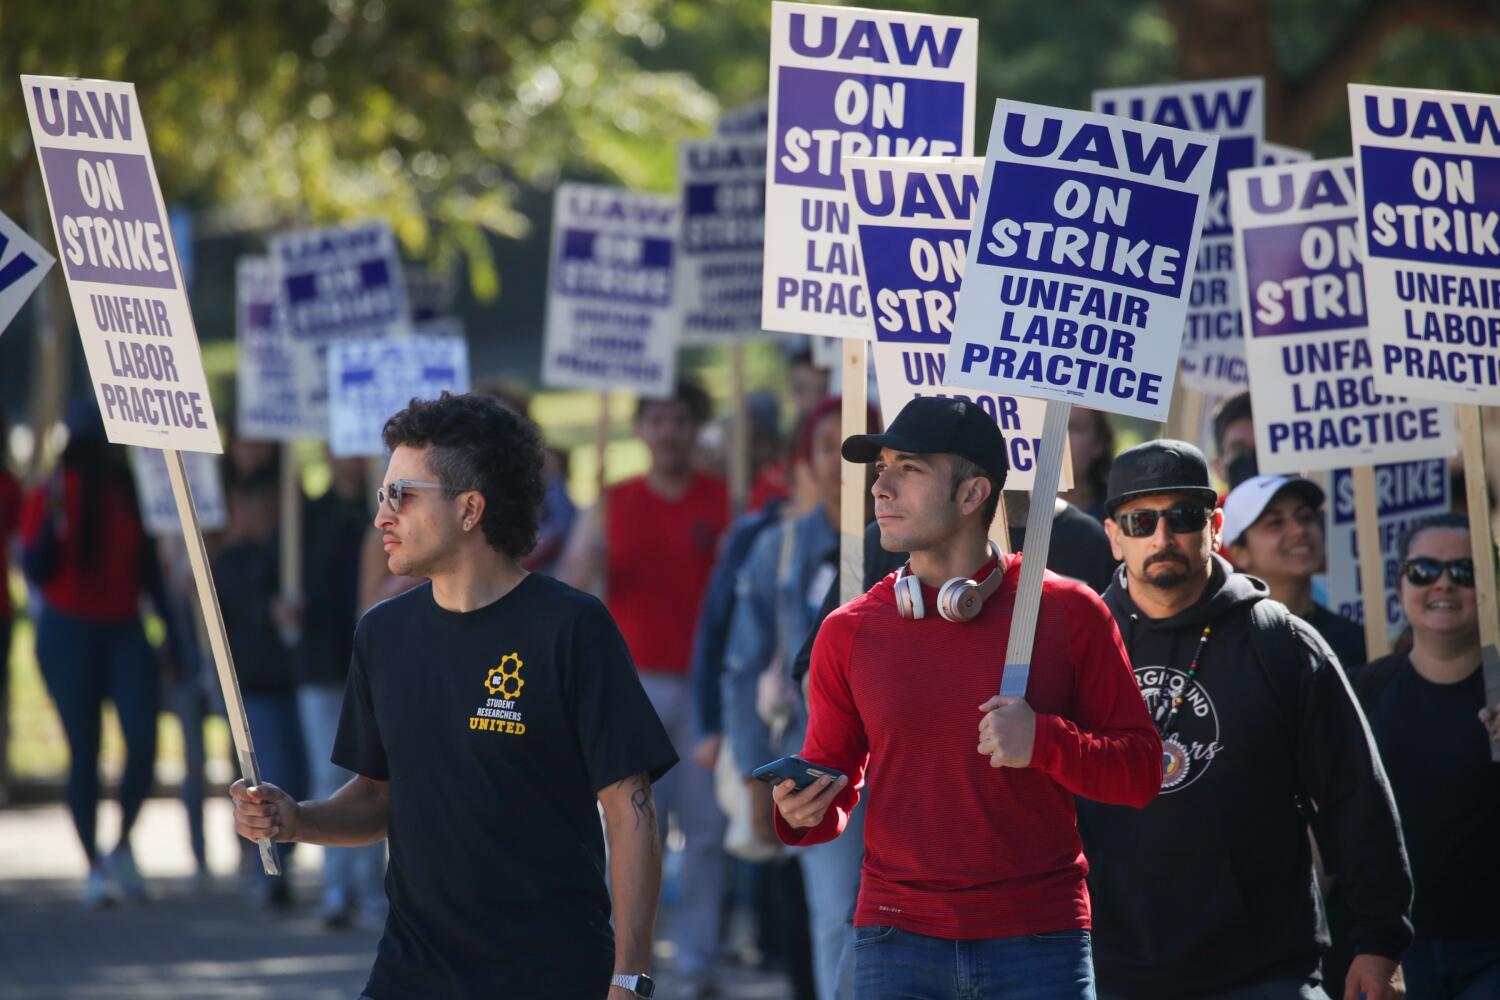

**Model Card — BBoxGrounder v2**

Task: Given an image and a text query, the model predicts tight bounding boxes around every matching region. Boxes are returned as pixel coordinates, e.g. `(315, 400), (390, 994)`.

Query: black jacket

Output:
(1077, 555), (1412, 999)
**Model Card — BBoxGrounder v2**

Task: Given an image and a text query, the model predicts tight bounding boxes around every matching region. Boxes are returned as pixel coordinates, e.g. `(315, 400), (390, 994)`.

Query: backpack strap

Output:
(1246, 599), (1315, 818)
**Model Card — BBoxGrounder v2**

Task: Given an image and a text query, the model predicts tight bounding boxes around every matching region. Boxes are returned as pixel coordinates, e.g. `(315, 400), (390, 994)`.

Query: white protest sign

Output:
(1350, 84), (1500, 405)
(679, 135), (765, 342)
(131, 446), (225, 536)
(1263, 142), (1311, 165)
(762, 2), (976, 339)
(846, 155), (1070, 490)
(22, 76), (220, 453)
(944, 100), (1218, 422)
(327, 334), (470, 458)
(270, 221), (411, 433)
(542, 183), (679, 397)
(1327, 458), (1450, 640)
(0, 208), (54, 338)
(1231, 158), (1456, 473)
(236, 257), (317, 441)
(1094, 78), (1263, 394)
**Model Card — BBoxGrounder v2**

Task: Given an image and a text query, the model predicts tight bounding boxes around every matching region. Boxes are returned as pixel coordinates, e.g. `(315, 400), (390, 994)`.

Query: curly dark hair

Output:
(382, 391), (545, 558)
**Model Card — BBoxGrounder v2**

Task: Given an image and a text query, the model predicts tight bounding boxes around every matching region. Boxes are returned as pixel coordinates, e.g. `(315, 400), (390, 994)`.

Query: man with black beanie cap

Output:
(1077, 439), (1411, 1000)
(770, 397), (1162, 999)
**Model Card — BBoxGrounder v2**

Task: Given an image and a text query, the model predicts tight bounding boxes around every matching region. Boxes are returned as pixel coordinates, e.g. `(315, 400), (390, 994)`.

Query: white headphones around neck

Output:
(893, 541), (1006, 622)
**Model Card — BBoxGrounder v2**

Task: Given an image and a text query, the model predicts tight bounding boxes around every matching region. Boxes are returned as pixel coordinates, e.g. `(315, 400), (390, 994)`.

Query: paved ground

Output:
(0, 799), (792, 999)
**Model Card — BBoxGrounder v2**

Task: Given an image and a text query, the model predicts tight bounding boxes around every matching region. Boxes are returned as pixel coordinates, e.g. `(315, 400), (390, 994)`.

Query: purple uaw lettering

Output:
(787, 12), (964, 69)
(1361, 93), (1500, 145)
(999, 113), (1208, 183)
(848, 164), (978, 221)
(1246, 163), (1357, 216)
(29, 84), (134, 141)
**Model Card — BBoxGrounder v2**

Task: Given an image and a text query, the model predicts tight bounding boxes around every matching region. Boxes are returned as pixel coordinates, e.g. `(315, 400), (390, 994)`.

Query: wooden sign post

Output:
(728, 342), (750, 517)
(1349, 466), (1392, 661)
(1458, 405), (1500, 650)
(840, 340), (868, 604)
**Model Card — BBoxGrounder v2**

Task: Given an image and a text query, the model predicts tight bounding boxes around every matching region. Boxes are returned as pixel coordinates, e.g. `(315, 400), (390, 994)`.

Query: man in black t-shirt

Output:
(231, 393), (676, 1000)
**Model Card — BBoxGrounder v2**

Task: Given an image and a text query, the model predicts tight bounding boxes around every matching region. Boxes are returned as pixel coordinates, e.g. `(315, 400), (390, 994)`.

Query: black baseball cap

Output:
(841, 397), (1008, 487)
(1105, 439), (1219, 515)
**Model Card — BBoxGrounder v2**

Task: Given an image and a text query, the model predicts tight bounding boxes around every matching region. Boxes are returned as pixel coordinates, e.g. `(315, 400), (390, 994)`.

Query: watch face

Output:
(636, 974), (654, 998)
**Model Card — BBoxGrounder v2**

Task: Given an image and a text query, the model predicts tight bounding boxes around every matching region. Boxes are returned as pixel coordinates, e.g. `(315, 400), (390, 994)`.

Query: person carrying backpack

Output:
(1077, 439), (1412, 1000)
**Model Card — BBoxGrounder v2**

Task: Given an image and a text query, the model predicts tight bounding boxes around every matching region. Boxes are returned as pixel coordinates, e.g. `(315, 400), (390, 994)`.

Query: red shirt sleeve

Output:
(774, 603), (869, 846)
(1029, 584), (1162, 808)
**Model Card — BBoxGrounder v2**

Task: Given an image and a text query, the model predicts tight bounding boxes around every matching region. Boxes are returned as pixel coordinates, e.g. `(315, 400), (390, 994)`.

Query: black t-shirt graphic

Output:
(334, 574), (678, 999)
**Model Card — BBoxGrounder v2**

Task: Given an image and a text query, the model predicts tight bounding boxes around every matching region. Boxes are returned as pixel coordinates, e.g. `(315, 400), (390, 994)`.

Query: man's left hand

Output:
(1344, 953), (1402, 1000)
(977, 696), (1036, 768)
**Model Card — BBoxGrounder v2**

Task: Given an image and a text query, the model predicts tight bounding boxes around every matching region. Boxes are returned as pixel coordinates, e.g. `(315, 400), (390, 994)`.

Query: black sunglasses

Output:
(1400, 557), (1475, 588)
(1114, 503), (1212, 539)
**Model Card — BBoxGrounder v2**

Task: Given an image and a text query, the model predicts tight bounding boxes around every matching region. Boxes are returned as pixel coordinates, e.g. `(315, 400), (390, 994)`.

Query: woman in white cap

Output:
(1221, 473), (1366, 670)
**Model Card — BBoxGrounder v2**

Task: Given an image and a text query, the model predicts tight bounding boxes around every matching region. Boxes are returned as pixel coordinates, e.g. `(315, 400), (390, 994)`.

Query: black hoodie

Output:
(1077, 555), (1411, 999)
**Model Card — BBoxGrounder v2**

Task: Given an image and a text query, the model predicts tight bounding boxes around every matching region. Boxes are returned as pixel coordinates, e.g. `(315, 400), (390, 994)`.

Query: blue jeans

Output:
(798, 796), (865, 1000)
(1402, 934), (1500, 999)
(298, 684), (387, 916)
(35, 607), (159, 865)
(853, 926), (1096, 1000)
(241, 691), (308, 884)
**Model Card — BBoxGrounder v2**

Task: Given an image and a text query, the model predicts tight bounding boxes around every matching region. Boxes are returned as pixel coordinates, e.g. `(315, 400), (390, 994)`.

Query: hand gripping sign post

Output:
(946, 100), (1217, 696)
(1351, 85), (1500, 693)
(1094, 78), (1264, 400)
(0, 208), (54, 339)
(844, 154), (1073, 554)
(22, 74), (280, 873)
(764, 2), (975, 599)
(1229, 157), (1457, 657)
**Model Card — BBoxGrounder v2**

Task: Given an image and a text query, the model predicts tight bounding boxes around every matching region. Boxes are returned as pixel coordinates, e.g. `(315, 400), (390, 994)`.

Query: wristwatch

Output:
(610, 973), (655, 997)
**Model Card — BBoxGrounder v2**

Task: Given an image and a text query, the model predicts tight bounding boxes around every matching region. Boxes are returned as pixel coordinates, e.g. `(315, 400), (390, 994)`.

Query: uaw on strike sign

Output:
(1230, 157), (1456, 473)
(945, 101), (1217, 421)
(845, 155), (1069, 490)
(1351, 84), (1500, 405)
(762, 2), (976, 339)
(22, 75), (220, 453)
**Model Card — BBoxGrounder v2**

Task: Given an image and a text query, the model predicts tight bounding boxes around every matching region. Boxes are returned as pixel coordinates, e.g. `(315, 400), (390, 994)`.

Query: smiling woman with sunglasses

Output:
(1348, 513), (1500, 999)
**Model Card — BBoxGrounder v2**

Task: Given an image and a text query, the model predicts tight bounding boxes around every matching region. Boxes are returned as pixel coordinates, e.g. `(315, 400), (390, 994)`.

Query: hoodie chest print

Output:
(1135, 664), (1223, 792)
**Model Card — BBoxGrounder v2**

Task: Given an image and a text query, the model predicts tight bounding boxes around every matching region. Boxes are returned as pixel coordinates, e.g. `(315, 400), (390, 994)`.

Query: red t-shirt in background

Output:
(19, 470), (147, 623)
(777, 553), (1162, 941)
(0, 470), (21, 620)
(604, 473), (728, 674)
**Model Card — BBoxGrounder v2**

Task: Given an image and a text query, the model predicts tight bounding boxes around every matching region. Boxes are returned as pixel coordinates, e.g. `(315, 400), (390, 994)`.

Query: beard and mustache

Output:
(1140, 548), (1194, 589)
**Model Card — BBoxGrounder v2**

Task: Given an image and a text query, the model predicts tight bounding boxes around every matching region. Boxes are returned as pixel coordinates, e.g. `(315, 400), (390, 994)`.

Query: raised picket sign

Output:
(236, 257), (317, 441)
(678, 135), (766, 343)
(0, 207), (54, 339)
(269, 221), (411, 434)
(1326, 458), (1451, 641)
(131, 446), (225, 536)
(21, 75), (221, 453)
(762, 1), (976, 339)
(845, 155), (1070, 490)
(1094, 78), (1264, 395)
(718, 99), (769, 137)
(1230, 157), (1456, 473)
(943, 100), (1218, 422)
(542, 183), (680, 398)
(327, 334), (470, 458)
(1349, 84), (1500, 406)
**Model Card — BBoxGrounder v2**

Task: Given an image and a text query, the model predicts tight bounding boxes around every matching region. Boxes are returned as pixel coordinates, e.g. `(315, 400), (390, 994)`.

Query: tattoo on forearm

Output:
(628, 774), (656, 833)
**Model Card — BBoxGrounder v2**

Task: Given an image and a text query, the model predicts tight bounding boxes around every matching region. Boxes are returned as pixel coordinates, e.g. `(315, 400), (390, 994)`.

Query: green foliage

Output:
(2, 0), (716, 300)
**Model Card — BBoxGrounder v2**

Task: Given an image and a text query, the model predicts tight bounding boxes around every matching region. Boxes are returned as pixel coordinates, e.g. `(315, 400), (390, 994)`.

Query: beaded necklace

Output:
(1155, 625), (1212, 738)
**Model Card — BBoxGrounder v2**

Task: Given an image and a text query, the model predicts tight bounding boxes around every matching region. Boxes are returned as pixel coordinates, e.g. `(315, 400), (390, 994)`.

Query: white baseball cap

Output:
(1221, 474), (1325, 547)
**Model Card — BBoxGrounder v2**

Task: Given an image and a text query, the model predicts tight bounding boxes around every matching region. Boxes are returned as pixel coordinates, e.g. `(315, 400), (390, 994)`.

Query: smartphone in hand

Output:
(751, 756), (846, 791)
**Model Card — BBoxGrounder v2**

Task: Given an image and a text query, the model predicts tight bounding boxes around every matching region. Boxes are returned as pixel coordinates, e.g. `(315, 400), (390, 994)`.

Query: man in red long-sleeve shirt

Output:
(772, 397), (1161, 1000)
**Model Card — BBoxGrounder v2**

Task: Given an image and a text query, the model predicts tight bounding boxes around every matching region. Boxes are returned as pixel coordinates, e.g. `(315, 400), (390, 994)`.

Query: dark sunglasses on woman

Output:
(1400, 557), (1475, 588)
(1114, 503), (1212, 539)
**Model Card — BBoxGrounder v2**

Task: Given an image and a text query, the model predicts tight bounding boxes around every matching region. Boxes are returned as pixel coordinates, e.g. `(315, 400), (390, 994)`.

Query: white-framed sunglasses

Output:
(376, 479), (462, 514)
